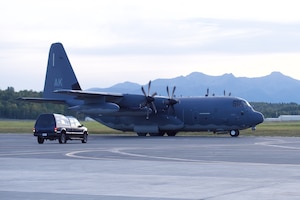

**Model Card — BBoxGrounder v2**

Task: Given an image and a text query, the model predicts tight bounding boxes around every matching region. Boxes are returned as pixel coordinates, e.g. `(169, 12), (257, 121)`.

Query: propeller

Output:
(140, 81), (157, 119)
(164, 86), (178, 115)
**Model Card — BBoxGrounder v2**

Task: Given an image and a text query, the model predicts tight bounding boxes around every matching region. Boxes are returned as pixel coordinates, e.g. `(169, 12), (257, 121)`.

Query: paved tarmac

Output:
(1, 133), (300, 199)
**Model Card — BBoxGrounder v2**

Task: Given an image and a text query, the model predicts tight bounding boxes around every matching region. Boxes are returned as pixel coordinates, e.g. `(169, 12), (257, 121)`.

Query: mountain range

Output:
(89, 71), (300, 103)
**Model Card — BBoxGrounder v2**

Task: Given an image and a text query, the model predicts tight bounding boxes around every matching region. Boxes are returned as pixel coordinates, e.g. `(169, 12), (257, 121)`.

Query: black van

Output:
(33, 113), (88, 144)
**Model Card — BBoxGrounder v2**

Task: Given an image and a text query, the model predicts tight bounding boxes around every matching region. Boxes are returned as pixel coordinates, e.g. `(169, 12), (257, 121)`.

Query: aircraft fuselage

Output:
(86, 95), (264, 136)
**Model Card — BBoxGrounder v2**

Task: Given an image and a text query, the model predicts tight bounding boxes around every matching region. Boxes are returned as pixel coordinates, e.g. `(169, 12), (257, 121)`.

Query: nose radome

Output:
(255, 112), (264, 125)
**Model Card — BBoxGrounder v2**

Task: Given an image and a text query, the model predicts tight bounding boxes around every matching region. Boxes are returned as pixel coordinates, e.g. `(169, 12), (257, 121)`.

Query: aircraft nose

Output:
(254, 111), (264, 125)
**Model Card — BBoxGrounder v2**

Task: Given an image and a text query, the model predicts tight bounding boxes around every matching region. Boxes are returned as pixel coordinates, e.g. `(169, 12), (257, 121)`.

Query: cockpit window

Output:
(244, 100), (252, 107)
(233, 100), (251, 108)
(233, 100), (242, 107)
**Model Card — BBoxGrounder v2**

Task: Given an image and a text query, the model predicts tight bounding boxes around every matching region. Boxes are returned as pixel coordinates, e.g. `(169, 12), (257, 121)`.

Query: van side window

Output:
(56, 115), (70, 126)
(69, 118), (75, 127)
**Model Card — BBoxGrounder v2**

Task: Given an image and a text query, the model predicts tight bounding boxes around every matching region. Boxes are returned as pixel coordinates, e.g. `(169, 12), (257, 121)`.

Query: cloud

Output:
(68, 18), (300, 56)
(2, 0), (300, 91)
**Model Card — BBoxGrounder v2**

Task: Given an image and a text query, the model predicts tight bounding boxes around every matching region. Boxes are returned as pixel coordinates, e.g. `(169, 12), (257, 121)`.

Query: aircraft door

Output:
(182, 109), (197, 124)
(185, 108), (211, 125)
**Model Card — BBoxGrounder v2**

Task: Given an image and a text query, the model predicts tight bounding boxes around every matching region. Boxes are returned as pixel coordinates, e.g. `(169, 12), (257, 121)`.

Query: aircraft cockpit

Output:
(232, 99), (253, 110)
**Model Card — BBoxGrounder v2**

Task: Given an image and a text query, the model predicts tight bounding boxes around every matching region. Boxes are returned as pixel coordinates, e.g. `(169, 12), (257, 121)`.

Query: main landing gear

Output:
(136, 131), (177, 137)
(229, 129), (240, 137)
(137, 130), (240, 137)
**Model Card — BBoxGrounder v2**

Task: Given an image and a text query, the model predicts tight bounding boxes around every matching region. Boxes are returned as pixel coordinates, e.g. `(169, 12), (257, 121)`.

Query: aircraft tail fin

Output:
(43, 43), (81, 100)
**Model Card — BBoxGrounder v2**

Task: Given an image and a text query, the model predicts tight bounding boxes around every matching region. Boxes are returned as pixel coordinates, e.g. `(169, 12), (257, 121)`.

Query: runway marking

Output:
(0, 150), (67, 157)
(65, 149), (109, 160)
(0, 148), (106, 157)
(255, 138), (300, 150)
(110, 148), (202, 162)
(66, 147), (207, 162)
(65, 146), (300, 167)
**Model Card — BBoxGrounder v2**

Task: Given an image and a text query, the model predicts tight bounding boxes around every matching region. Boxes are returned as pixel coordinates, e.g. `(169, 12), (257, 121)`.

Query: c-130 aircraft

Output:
(20, 43), (264, 137)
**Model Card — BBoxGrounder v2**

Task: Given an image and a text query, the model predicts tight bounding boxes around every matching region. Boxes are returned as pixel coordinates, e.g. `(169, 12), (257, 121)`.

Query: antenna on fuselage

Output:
(205, 88), (209, 97)
(224, 90), (232, 96)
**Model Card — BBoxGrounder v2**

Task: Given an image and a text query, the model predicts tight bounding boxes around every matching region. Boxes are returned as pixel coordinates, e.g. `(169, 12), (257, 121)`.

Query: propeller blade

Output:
(140, 102), (146, 108)
(141, 86), (147, 96)
(151, 102), (157, 113)
(172, 86), (176, 98)
(167, 86), (170, 97)
(147, 81), (151, 96)
(151, 92), (157, 98)
(146, 107), (150, 119)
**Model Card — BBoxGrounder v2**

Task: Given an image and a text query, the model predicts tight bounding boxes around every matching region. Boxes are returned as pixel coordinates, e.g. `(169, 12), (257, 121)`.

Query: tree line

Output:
(1, 87), (300, 119)
(250, 102), (300, 118)
(0, 87), (80, 120)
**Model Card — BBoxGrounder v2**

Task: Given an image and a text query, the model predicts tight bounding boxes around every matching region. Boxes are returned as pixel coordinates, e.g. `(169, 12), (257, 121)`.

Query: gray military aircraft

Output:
(19, 43), (264, 137)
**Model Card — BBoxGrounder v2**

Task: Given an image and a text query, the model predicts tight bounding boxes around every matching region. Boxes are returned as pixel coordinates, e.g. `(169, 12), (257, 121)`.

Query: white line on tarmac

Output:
(255, 138), (300, 150)
(65, 147), (300, 167)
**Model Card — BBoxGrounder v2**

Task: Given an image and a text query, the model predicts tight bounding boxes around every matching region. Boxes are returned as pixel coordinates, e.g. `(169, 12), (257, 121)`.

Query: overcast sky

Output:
(1, 0), (300, 91)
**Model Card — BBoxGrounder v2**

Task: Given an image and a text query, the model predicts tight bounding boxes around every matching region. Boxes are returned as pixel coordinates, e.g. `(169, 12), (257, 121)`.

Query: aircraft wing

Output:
(54, 89), (124, 103)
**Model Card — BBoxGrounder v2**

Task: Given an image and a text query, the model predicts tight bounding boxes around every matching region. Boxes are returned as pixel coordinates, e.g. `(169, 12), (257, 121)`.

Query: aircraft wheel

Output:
(37, 137), (44, 144)
(149, 133), (164, 136)
(137, 133), (147, 136)
(229, 130), (239, 137)
(159, 131), (166, 136)
(59, 132), (67, 144)
(166, 132), (177, 136)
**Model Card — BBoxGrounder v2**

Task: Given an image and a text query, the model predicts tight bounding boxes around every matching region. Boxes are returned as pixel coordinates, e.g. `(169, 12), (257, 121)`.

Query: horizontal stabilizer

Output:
(17, 97), (65, 104)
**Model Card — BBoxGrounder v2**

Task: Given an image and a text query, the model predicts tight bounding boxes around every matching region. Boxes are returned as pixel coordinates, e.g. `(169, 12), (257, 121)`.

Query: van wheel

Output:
(59, 132), (67, 144)
(37, 137), (44, 144)
(81, 132), (88, 143)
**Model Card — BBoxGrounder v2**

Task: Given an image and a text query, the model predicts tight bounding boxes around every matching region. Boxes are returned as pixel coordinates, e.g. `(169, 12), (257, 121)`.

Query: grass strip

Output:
(0, 120), (299, 137)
